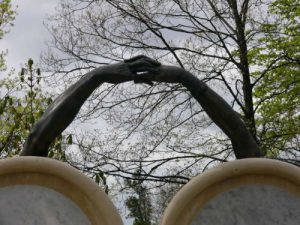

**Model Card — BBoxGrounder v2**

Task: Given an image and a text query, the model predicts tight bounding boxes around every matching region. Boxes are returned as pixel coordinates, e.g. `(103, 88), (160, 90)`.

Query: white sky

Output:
(0, 0), (59, 75)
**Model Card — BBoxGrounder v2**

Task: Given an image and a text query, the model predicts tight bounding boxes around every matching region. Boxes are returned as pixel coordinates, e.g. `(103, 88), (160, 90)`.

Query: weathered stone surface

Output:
(192, 185), (300, 225)
(0, 185), (91, 225)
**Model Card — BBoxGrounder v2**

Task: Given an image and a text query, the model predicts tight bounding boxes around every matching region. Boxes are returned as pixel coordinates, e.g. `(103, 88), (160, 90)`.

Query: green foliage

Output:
(125, 169), (153, 225)
(0, 0), (15, 41)
(253, 0), (300, 156)
(94, 171), (109, 194)
(0, 0), (16, 70)
(0, 59), (60, 157)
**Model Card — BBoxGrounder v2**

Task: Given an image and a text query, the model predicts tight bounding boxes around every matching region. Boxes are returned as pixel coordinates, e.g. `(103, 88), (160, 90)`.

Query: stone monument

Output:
(0, 157), (124, 225)
(1, 157), (299, 224)
(160, 158), (300, 225)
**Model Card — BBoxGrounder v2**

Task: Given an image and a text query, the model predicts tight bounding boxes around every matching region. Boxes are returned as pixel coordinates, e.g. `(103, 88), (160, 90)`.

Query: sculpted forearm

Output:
(20, 55), (260, 159)
(125, 59), (261, 158)
(21, 56), (160, 157)
(20, 69), (106, 156)
(178, 71), (261, 158)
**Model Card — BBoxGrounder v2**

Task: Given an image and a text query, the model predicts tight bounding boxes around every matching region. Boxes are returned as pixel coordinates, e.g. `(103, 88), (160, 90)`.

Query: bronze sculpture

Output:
(20, 56), (260, 159)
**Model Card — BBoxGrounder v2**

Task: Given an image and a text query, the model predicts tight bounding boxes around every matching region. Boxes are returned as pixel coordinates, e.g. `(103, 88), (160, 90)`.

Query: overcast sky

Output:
(0, 0), (59, 76)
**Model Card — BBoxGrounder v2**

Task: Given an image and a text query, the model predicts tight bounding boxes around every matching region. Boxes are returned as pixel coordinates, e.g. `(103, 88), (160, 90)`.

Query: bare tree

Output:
(39, 0), (299, 185)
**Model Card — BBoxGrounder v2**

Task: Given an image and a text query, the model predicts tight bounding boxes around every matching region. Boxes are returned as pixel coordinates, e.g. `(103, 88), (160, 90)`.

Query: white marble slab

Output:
(0, 185), (91, 225)
(192, 185), (300, 225)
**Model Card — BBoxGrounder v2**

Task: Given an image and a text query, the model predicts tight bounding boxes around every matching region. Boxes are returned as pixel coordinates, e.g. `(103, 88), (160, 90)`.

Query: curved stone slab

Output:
(0, 185), (91, 225)
(161, 159), (300, 225)
(0, 157), (124, 225)
(192, 185), (300, 225)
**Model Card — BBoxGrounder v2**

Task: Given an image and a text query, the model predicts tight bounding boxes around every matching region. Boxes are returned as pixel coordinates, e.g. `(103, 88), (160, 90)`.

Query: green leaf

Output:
(66, 134), (73, 145)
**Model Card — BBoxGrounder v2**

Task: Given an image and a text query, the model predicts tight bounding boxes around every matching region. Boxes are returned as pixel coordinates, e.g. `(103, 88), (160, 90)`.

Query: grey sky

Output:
(0, 0), (59, 75)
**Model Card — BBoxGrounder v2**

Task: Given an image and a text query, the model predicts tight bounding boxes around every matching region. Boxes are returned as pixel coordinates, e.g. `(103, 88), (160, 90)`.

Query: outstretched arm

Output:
(180, 72), (261, 158)
(128, 57), (261, 159)
(21, 55), (260, 159)
(20, 57), (160, 156)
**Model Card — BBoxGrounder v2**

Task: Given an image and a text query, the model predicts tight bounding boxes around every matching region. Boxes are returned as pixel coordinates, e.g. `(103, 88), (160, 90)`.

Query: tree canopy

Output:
(0, 59), (65, 158)
(39, 0), (300, 185)
(253, 0), (300, 158)
(0, 0), (16, 70)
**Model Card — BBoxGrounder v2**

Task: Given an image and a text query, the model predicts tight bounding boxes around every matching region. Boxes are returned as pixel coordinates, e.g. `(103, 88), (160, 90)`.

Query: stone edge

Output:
(160, 158), (300, 225)
(0, 156), (124, 225)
